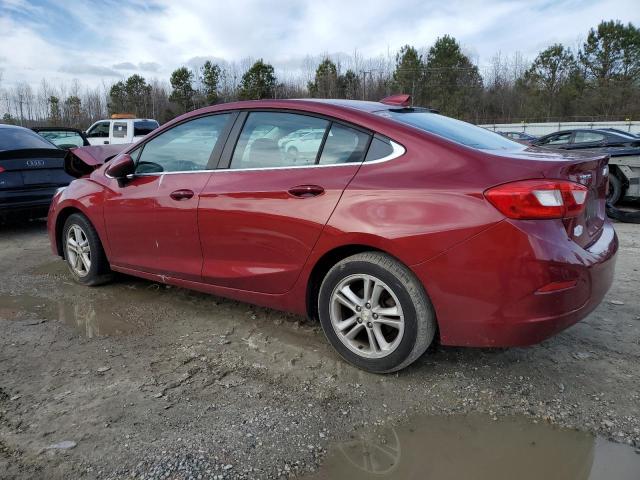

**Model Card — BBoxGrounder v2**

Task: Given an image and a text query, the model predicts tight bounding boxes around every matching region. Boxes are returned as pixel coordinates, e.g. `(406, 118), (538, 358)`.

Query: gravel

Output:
(0, 219), (638, 479)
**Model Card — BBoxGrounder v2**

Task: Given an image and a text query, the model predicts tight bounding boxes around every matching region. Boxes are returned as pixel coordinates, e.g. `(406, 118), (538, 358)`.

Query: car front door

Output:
(198, 111), (372, 294)
(538, 132), (573, 149)
(102, 113), (234, 280)
(86, 121), (111, 145)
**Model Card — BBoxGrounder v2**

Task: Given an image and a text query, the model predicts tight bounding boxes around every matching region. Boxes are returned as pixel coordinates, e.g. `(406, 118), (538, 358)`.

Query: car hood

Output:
(64, 144), (130, 177)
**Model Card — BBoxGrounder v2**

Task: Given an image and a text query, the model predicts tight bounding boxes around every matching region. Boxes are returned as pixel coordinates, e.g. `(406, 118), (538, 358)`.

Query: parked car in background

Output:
(497, 131), (538, 144)
(279, 128), (326, 163)
(48, 96), (617, 373)
(600, 128), (639, 139)
(32, 127), (90, 150)
(1, 124), (74, 220)
(532, 128), (640, 150)
(532, 128), (640, 205)
(85, 115), (159, 146)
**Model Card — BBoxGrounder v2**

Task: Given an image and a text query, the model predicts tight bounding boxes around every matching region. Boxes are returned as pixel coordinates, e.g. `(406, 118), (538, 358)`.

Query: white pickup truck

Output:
(85, 117), (159, 146)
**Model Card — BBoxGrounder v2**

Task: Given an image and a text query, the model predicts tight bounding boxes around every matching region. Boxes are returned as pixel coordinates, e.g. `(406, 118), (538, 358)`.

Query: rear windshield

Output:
(134, 120), (159, 137)
(379, 110), (524, 151)
(0, 127), (57, 152)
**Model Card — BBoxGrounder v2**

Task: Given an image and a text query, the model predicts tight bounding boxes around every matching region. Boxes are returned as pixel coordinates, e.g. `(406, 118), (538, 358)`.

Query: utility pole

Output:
(360, 70), (372, 101)
(18, 98), (24, 126)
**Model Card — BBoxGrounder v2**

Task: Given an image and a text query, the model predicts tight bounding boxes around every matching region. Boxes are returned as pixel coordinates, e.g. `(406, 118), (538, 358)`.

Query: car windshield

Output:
(0, 127), (56, 151)
(379, 109), (524, 151)
(37, 130), (85, 148)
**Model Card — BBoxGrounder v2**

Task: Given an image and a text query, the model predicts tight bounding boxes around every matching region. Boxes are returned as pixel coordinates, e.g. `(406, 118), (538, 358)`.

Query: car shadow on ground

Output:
(0, 216), (48, 234)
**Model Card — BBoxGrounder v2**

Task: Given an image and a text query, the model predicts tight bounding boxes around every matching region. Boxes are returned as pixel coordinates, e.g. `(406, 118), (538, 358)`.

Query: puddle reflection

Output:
(310, 414), (639, 480)
(0, 293), (141, 337)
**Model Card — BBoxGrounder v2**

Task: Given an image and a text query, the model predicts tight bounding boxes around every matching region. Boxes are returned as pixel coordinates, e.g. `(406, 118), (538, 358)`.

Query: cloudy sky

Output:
(1, 0), (638, 89)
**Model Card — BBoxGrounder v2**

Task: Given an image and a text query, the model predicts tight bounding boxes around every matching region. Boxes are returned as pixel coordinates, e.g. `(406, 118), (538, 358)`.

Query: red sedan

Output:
(47, 95), (617, 373)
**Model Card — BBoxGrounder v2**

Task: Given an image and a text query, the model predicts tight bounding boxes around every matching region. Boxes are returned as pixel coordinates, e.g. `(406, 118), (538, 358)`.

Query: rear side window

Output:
(113, 122), (128, 138)
(318, 124), (370, 165)
(573, 131), (605, 143)
(365, 136), (394, 162)
(230, 112), (329, 169)
(381, 110), (522, 151)
(135, 114), (231, 173)
(134, 120), (159, 137)
(0, 127), (56, 151)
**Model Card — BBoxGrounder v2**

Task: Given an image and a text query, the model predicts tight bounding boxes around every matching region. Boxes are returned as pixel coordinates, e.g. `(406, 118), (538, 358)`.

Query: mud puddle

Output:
(0, 293), (143, 337)
(311, 414), (640, 480)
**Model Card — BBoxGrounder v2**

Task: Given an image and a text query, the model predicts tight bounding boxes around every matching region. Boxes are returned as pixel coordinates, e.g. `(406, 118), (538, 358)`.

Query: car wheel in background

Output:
(63, 213), (113, 286)
(318, 252), (436, 373)
(607, 172), (626, 205)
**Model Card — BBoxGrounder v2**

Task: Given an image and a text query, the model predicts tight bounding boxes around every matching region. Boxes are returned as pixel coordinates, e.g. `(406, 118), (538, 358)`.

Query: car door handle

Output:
(103, 140), (109, 144)
(170, 189), (194, 201)
(288, 185), (325, 198)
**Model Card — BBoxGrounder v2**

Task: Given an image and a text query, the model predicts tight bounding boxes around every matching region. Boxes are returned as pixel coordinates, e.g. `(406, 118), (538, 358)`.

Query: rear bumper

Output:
(412, 219), (618, 347)
(0, 187), (57, 216)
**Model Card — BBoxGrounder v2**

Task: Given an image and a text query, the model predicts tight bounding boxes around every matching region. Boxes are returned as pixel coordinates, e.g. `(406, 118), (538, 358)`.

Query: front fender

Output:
(47, 179), (109, 258)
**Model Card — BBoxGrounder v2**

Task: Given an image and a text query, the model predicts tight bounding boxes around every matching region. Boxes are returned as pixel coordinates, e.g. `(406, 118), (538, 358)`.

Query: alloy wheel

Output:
(329, 274), (405, 359)
(66, 224), (91, 277)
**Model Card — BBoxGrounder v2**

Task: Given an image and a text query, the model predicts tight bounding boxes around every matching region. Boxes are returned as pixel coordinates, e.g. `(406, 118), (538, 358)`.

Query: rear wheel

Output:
(318, 252), (436, 373)
(63, 213), (113, 286)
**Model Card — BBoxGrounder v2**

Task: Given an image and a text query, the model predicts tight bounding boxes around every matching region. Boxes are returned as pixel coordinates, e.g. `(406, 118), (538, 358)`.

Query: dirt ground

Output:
(0, 219), (639, 479)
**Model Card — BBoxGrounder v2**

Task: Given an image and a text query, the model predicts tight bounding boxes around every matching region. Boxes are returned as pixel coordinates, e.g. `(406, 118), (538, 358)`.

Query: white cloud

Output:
(0, 0), (638, 89)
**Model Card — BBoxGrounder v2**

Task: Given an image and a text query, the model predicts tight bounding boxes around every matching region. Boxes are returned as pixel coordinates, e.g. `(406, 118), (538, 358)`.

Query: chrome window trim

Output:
(130, 169), (216, 177)
(121, 140), (406, 176)
(364, 140), (406, 164)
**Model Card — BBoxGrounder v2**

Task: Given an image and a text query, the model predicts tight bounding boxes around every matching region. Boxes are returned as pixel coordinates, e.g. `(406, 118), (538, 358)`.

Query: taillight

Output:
(0, 166), (5, 173)
(484, 179), (588, 220)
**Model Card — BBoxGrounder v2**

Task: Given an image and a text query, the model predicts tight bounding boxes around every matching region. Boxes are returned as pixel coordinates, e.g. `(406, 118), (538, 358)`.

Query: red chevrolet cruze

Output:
(47, 96), (618, 372)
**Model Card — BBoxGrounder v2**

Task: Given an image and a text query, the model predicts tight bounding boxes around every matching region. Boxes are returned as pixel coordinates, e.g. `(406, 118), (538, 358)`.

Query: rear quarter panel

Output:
(322, 133), (541, 267)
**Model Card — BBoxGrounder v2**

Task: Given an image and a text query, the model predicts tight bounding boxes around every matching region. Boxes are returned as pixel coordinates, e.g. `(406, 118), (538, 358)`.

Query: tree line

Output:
(1, 20), (638, 129)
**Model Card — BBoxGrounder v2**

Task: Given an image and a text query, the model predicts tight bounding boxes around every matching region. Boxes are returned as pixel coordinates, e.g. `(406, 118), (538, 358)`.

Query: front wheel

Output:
(63, 213), (113, 286)
(318, 252), (436, 373)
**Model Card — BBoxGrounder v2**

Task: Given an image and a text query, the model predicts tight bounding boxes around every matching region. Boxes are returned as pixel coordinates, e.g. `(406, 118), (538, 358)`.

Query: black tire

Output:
(62, 213), (113, 286)
(607, 172), (624, 205)
(318, 252), (436, 373)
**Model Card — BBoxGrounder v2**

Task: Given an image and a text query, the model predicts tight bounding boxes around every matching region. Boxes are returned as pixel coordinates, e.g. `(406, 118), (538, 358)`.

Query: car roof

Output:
(298, 98), (399, 113)
(0, 123), (59, 151)
(547, 128), (624, 136)
(156, 99), (433, 141)
(0, 123), (30, 130)
(31, 126), (84, 133)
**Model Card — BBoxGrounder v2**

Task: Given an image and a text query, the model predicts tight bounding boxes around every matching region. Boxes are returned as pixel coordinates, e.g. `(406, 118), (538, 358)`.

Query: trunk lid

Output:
(64, 144), (131, 177)
(488, 147), (609, 249)
(0, 148), (70, 190)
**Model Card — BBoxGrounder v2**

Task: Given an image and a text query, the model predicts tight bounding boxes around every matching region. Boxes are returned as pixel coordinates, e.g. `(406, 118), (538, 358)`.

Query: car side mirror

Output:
(105, 154), (135, 184)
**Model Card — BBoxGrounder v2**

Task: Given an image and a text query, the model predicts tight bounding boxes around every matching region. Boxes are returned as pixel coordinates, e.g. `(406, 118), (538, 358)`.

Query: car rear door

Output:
(198, 111), (371, 294)
(569, 131), (606, 150)
(111, 121), (130, 145)
(103, 113), (235, 280)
